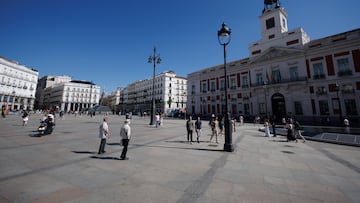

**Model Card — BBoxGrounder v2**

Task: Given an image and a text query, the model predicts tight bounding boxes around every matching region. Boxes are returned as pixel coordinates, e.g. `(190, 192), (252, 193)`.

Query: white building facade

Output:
(118, 70), (187, 115)
(37, 76), (100, 112)
(0, 56), (38, 111)
(187, 2), (360, 126)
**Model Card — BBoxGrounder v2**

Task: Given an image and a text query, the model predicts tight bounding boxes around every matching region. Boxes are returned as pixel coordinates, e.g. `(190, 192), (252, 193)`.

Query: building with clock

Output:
(187, 1), (360, 126)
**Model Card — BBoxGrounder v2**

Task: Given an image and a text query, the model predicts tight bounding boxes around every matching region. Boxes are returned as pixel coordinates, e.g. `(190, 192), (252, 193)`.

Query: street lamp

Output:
(148, 46), (161, 125)
(218, 22), (233, 152)
(335, 83), (342, 124)
(263, 81), (268, 119)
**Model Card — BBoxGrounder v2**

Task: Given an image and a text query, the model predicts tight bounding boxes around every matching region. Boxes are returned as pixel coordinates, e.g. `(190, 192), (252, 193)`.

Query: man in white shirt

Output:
(120, 119), (131, 160)
(98, 117), (110, 154)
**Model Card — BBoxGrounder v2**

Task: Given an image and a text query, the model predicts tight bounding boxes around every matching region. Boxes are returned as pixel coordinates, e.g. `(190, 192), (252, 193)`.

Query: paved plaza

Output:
(0, 114), (359, 203)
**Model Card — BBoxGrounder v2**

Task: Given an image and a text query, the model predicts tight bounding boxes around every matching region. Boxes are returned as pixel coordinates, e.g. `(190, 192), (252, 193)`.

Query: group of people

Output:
(98, 117), (131, 160)
(263, 118), (306, 143)
(185, 115), (237, 144)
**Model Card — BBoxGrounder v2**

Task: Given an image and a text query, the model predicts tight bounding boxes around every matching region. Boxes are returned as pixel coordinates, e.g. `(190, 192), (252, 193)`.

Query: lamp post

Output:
(148, 46), (161, 125)
(263, 81), (268, 119)
(335, 83), (342, 124)
(218, 22), (233, 152)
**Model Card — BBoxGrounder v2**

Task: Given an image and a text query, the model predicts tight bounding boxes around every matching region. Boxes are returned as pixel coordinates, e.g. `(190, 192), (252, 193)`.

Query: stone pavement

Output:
(0, 114), (359, 202)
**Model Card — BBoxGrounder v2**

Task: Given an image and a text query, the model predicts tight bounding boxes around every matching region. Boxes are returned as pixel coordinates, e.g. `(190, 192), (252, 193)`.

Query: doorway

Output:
(271, 93), (286, 122)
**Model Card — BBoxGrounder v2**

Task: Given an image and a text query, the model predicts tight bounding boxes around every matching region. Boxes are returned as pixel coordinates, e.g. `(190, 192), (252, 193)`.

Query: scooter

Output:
(38, 114), (55, 135)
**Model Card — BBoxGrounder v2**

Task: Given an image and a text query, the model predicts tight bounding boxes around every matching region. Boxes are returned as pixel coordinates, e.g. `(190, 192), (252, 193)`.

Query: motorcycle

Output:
(38, 114), (55, 135)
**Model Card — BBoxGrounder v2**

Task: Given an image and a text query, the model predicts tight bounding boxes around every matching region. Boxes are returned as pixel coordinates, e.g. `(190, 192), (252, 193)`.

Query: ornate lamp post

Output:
(218, 22), (233, 152)
(148, 47), (161, 125)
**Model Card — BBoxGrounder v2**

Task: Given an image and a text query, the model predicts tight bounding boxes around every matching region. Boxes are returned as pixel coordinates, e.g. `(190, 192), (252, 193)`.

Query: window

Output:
(316, 87), (327, 95)
(256, 73), (263, 85)
(319, 100), (329, 115)
(313, 63), (325, 79)
(282, 18), (286, 28)
(272, 69), (281, 83)
(202, 82), (207, 93)
(230, 77), (236, 89)
(337, 58), (352, 76)
(344, 99), (357, 115)
(242, 76), (249, 88)
(294, 101), (303, 115)
(289, 66), (298, 81)
(266, 17), (275, 29)
(191, 85), (195, 95)
(220, 79), (225, 90)
(259, 103), (265, 115)
(210, 81), (216, 92)
(244, 103), (250, 115)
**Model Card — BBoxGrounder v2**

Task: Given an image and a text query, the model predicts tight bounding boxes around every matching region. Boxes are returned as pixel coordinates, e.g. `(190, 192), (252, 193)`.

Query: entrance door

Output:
(271, 93), (286, 122)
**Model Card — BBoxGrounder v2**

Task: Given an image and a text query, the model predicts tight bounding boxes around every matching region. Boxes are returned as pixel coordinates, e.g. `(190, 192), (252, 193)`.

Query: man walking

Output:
(195, 117), (202, 143)
(98, 117), (110, 154)
(294, 119), (306, 142)
(186, 116), (194, 144)
(120, 119), (131, 160)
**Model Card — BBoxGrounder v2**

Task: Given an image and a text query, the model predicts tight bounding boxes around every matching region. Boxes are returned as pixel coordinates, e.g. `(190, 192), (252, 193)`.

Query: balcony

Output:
(338, 70), (353, 77)
(313, 74), (326, 80)
(342, 89), (355, 94)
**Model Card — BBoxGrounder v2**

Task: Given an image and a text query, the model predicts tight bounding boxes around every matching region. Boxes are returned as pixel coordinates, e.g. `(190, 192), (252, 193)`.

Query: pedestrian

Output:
(22, 110), (29, 126)
(186, 116), (194, 143)
(210, 116), (219, 144)
(285, 120), (297, 142)
(120, 119), (131, 160)
(1, 107), (6, 118)
(195, 117), (202, 143)
(264, 119), (271, 137)
(155, 113), (160, 128)
(344, 118), (349, 127)
(271, 119), (276, 137)
(240, 115), (244, 126)
(294, 120), (306, 142)
(219, 117), (224, 135)
(98, 117), (110, 154)
(232, 117), (236, 132)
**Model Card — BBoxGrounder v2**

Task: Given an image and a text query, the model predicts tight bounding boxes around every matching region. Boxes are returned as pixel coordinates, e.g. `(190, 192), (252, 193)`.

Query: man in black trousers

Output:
(120, 119), (131, 160)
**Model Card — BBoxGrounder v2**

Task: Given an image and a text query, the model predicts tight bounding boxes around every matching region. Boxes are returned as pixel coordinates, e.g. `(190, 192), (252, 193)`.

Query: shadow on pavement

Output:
(72, 151), (96, 154)
(133, 143), (223, 152)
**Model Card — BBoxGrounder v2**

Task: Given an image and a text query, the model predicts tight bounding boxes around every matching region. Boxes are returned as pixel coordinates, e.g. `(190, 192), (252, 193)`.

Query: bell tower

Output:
(260, 0), (288, 41)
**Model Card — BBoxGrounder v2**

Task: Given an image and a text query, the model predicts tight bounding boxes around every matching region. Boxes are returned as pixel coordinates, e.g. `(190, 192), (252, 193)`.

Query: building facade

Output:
(118, 70), (187, 115)
(36, 76), (101, 112)
(187, 2), (360, 126)
(0, 56), (38, 111)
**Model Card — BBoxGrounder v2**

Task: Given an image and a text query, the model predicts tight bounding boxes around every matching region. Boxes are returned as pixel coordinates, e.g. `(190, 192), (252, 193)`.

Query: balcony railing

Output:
(313, 74), (326, 80)
(342, 89), (355, 94)
(251, 77), (307, 87)
(338, 70), (353, 76)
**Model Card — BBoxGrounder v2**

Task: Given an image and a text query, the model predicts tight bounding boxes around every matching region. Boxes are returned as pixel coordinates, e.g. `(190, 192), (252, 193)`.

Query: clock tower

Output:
(248, 0), (310, 57)
(260, 0), (288, 41)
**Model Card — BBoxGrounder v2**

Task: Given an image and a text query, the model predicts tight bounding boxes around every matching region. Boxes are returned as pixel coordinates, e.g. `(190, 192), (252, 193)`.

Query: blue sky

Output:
(1, 0), (360, 93)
